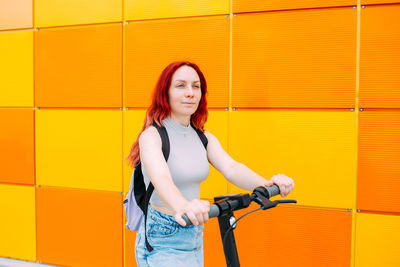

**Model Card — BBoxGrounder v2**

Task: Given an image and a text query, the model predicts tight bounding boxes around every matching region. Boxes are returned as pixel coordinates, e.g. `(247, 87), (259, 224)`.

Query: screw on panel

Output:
(225, 15), (229, 18)
(353, 6), (356, 9)
(347, 209), (351, 212)
(350, 108), (354, 111)
(120, 107), (122, 110)
(357, 209), (361, 212)
(120, 22), (123, 25)
(127, 107), (129, 110)
(234, 14), (237, 16)
(37, 107), (40, 110)
(362, 5), (365, 8)
(38, 185), (41, 187)
(233, 107), (236, 111)
(225, 107), (228, 111)
(360, 108), (364, 112)
(127, 21), (130, 24)
(36, 28), (39, 31)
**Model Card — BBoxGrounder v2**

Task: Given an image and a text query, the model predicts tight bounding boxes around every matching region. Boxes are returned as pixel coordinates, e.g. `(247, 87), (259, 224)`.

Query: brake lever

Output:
(253, 190), (276, 210)
(254, 193), (297, 210)
(275, 200), (297, 204)
(261, 199), (297, 210)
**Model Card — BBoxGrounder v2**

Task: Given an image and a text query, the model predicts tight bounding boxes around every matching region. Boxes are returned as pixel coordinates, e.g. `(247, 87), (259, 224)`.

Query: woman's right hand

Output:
(174, 199), (210, 227)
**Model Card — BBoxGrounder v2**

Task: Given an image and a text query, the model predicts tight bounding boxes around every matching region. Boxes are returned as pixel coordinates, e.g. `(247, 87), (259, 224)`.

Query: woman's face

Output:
(168, 65), (202, 118)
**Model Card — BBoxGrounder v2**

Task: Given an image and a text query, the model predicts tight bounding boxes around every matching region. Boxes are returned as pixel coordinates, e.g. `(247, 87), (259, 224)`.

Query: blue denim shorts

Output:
(135, 205), (204, 267)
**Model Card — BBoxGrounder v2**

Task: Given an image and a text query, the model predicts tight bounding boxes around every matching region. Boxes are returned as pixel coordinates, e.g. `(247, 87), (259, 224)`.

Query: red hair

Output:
(125, 61), (208, 168)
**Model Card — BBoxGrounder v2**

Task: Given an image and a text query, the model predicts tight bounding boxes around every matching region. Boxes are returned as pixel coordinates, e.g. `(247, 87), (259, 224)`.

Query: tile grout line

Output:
(351, 2), (362, 267)
(121, 1), (127, 266)
(227, 1), (233, 195)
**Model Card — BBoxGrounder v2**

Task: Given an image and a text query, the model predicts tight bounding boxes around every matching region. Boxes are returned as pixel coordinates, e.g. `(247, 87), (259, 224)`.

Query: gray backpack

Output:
(123, 122), (208, 252)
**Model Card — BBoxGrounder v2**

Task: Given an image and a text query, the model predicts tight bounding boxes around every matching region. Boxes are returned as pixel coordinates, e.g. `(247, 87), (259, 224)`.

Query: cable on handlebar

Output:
(222, 206), (263, 248)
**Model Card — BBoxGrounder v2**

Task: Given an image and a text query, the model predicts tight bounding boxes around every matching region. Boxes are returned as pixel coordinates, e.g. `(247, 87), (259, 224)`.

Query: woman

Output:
(126, 61), (294, 267)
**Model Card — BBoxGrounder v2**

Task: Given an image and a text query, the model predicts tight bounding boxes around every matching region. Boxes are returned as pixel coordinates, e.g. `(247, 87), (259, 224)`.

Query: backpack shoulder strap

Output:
(143, 122), (170, 252)
(191, 122), (208, 149)
(134, 122), (170, 212)
(152, 122), (171, 160)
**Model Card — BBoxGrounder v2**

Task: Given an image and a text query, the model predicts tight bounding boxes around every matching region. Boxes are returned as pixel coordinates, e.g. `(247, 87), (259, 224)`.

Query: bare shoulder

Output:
(139, 125), (161, 148)
(204, 131), (219, 142)
(204, 130), (215, 140)
(204, 131), (222, 147)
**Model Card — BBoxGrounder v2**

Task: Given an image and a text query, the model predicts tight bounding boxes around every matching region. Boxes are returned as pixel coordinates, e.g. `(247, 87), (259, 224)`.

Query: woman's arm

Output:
(139, 126), (209, 225)
(204, 131), (294, 197)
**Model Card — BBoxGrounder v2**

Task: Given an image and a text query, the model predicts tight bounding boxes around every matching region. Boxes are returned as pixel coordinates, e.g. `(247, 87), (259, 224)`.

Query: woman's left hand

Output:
(265, 174), (294, 198)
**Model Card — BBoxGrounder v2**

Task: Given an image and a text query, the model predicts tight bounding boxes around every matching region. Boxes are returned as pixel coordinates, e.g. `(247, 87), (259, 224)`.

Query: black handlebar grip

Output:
(266, 184), (280, 198)
(182, 204), (220, 227)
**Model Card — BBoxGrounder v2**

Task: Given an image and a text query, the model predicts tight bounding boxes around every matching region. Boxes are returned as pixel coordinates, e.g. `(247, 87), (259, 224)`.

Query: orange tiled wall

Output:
(1, 1), (399, 266)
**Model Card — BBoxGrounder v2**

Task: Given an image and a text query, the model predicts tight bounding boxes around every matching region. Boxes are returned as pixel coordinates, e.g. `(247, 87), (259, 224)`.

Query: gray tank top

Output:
(142, 117), (210, 206)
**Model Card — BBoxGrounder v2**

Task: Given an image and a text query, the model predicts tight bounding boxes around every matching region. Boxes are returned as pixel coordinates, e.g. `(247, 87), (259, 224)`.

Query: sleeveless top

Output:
(142, 117), (210, 206)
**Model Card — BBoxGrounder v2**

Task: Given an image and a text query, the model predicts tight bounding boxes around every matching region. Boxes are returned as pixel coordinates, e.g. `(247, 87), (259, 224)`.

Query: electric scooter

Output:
(183, 185), (297, 267)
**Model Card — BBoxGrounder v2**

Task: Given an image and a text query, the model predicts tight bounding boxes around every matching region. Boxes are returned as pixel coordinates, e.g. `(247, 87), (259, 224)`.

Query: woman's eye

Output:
(177, 84), (184, 87)
(194, 85), (200, 89)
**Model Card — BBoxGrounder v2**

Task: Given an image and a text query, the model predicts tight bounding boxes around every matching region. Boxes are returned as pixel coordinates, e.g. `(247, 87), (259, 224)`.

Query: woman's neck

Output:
(170, 113), (191, 127)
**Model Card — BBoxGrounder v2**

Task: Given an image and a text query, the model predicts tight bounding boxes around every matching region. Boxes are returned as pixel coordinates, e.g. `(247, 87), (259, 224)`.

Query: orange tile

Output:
(0, 109), (34, 185)
(233, 0), (356, 13)
(124, 222), (138, 267)
(359, 5), (400, 108)
(35, 24), (122, 107)
(362, 0), (400, 4)
(125, 16), (229, 108)
(36, 186), (123, 266)
(204, 216), (226, 267)
(233, 205), (352, 267)
(232, 8), (356, 108)
(358, 110), (400, 213)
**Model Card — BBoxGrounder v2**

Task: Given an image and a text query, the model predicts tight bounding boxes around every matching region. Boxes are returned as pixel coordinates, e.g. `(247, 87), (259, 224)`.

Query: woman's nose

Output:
(185, 87), (194, 97)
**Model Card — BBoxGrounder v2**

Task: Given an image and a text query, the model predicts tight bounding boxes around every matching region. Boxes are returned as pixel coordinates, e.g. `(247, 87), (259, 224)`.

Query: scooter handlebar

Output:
(182, 185), (281, 226)
(182, 203), (219, 227)
(265, 184), (280, 198)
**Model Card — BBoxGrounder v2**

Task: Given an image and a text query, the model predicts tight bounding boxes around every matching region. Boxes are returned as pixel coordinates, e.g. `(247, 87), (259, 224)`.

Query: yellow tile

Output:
(35, 0), (122, 27)
(0, 184), (36, 261)
(229, 110), (357, 209)
(355, 213), (400, 267)
(201, 110), (229, 199)
(0, 30), (33, 107)
(36, 109), (122, 191)
(0, 0), (32, 30)
(125, 0), (229, 21)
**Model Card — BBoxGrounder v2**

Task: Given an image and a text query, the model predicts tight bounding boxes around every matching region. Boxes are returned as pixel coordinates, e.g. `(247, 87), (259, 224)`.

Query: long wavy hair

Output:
(125, 61), (208, 168)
